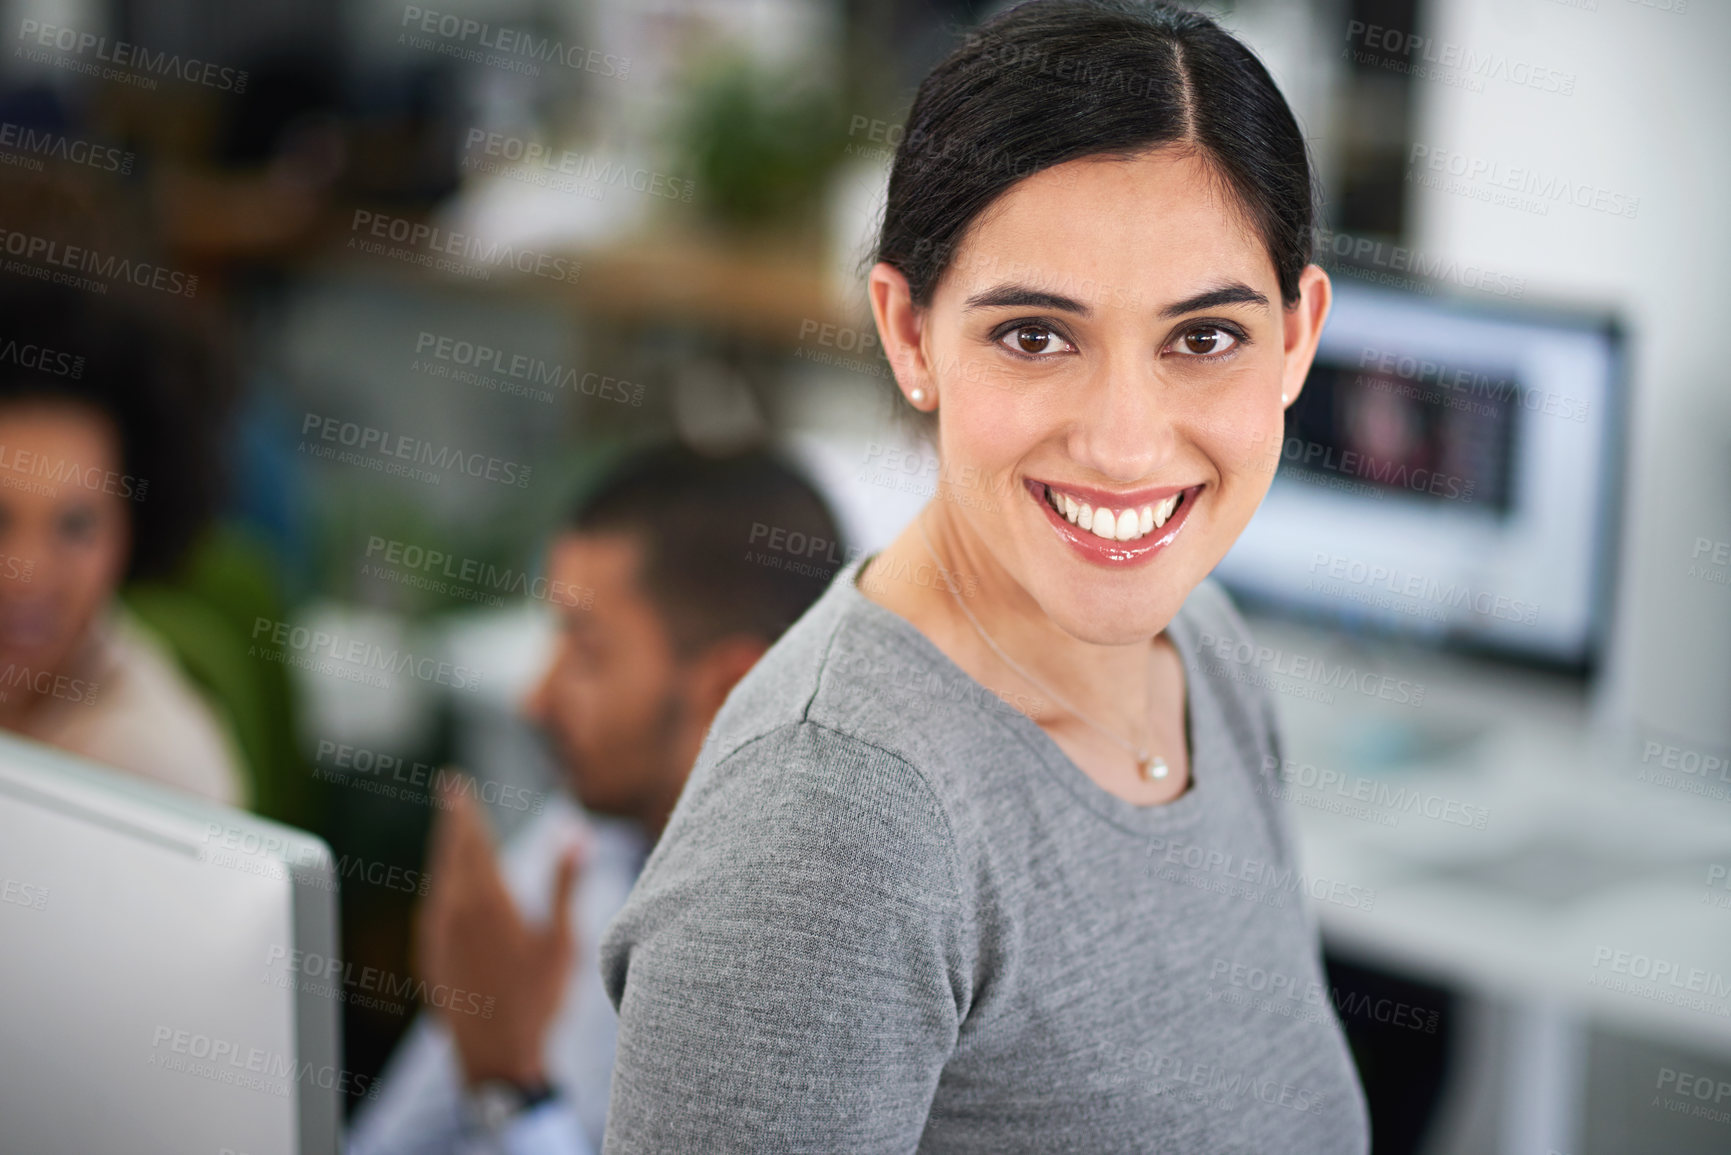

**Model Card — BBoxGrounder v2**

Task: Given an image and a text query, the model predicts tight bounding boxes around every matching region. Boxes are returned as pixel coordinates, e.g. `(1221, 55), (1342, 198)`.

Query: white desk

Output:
(1245, 613), (1731, 1154)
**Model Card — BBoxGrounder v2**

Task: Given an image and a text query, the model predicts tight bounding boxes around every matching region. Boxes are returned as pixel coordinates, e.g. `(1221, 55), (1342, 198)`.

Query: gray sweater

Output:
(599, 558), (1370, 1153)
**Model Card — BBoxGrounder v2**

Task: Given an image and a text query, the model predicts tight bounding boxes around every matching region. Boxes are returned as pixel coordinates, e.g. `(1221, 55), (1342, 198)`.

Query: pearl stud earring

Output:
(1280, 392), (1289, 404)
(910, 388), (927, 405)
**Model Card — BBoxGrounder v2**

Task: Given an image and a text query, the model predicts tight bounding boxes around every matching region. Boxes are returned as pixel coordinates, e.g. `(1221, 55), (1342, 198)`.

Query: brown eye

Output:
(999, 324), (1073, 357)
(1017, 326), (1052, 353)
(1173, 325), (1239, 357)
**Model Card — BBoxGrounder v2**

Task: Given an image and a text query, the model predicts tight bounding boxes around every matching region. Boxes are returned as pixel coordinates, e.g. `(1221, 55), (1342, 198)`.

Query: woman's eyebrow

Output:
(963, 284), (1091, 315)
(961, 280), (1270, 318)
(1159, 282), (1270, 318)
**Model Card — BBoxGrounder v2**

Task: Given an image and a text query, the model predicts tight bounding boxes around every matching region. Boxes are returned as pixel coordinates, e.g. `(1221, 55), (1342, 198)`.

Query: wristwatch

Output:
(468, 1077), (561, 1134)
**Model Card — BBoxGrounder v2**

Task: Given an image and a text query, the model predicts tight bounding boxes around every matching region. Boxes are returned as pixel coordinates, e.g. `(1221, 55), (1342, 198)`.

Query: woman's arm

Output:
(599, 722), (971, 1154)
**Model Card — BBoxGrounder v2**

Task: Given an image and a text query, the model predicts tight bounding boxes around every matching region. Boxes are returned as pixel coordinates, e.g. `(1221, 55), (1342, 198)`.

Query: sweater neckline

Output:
(834, 552), (1211, 839)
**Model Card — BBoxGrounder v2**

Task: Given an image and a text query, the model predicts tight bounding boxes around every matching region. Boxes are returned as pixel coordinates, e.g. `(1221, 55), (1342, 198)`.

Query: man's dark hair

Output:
(0, 282), (232, 581)
(567, 444), (846, 654)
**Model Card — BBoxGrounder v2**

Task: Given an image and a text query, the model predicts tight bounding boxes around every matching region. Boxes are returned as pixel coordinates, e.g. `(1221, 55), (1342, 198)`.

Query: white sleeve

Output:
(347, 1020), (593, 1155)
(489, 1096), (594, 1155)
(345, 1015), (465, 1155)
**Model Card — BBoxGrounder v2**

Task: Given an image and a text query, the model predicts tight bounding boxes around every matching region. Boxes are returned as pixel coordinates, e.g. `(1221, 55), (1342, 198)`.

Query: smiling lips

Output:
(1025, 477), (1201, 566)
(1039, 482), (1186, 543)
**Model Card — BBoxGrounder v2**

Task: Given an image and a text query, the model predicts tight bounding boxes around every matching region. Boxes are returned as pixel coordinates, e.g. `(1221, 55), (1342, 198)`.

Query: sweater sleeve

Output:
(598, 721), (969, 1154)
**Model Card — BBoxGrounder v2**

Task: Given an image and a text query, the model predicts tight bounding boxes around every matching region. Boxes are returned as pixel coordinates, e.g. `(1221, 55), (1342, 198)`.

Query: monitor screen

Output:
(1215, 279), (1623, 672)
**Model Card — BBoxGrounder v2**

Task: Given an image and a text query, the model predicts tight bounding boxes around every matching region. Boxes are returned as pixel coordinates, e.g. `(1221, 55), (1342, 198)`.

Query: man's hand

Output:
(415, 772), (582, 1087)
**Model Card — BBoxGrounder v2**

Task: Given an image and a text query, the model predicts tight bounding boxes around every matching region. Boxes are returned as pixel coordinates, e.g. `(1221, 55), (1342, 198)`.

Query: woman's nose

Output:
(1068, 363), (1177, 481)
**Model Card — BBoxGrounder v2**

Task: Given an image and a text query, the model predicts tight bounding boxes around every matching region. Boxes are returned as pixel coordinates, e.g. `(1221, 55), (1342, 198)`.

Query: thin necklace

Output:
(915, 516), (1170, 782)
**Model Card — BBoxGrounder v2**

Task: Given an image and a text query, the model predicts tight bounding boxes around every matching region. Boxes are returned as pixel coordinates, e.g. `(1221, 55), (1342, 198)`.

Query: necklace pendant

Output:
(1137, 753), (1170, 782)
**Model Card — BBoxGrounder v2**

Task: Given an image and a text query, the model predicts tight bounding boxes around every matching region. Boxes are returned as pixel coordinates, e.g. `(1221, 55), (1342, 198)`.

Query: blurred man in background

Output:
(347, 442), (845, 1155)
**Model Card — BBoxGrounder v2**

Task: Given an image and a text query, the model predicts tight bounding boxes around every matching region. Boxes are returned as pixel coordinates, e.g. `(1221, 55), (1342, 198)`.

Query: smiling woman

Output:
(598, 3), (1366, 1152)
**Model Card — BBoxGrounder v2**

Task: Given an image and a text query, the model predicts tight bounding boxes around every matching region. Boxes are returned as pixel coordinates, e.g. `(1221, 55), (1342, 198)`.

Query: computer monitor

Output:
(0, 732), (342, 1154)
(1215, 278), (1625, 673)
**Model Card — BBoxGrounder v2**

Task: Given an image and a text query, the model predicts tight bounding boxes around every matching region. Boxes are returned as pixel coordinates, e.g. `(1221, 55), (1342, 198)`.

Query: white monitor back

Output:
(0, 732), (341, 1154)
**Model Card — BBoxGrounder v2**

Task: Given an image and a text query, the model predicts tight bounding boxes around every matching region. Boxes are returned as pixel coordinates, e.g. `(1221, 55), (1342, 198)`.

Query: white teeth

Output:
(1044, 484), (1187, 542)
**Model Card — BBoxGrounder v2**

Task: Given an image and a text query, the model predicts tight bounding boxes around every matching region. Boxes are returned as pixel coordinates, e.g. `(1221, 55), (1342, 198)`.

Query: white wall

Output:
(1402, 0), (1729, 744)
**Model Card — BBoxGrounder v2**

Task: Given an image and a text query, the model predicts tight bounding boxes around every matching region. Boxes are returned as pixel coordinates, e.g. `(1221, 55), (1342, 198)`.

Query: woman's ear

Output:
(867, 261), (935, 408)
(1279, 264), (1333, 408)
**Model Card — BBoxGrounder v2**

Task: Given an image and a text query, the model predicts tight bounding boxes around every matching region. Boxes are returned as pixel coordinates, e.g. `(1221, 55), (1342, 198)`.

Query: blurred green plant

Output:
(668, 55), (849, 233)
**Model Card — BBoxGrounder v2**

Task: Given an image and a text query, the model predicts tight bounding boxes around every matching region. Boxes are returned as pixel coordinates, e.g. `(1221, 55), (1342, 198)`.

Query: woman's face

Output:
(872, 148), (1330, 644)
(0, 402), (130, 678)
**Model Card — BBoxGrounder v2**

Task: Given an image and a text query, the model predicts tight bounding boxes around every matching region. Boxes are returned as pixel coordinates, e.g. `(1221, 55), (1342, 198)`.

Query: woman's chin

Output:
(1029, 591), (1179, 648)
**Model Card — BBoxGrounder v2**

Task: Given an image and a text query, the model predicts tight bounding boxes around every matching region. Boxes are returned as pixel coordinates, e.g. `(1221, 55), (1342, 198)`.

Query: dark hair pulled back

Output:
(874, 0), (1316, 309)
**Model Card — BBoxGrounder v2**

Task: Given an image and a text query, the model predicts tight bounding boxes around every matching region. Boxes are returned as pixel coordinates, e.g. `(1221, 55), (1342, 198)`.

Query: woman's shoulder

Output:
(40, 610), (247, 806)
(700, 566), (1023, 786)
